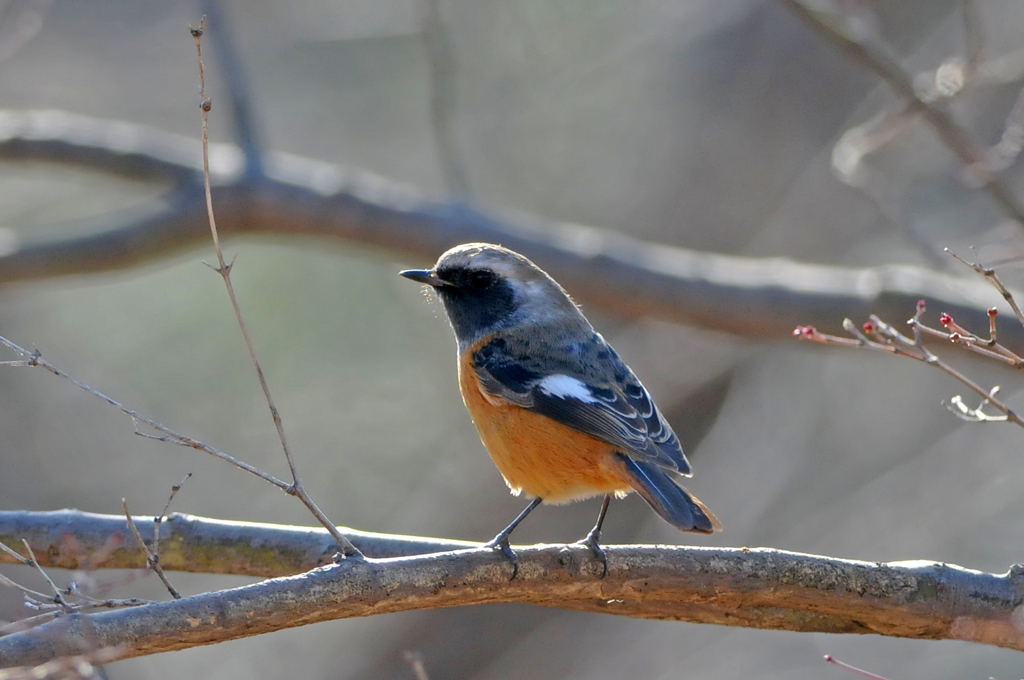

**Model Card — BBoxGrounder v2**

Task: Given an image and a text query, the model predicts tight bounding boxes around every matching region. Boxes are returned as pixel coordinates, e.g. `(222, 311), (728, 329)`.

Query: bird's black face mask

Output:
(434, 266), (519, 341)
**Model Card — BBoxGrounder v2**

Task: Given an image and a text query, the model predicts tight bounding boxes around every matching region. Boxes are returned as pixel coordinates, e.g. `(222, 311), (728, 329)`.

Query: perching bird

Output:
(400, 243), (720, 576)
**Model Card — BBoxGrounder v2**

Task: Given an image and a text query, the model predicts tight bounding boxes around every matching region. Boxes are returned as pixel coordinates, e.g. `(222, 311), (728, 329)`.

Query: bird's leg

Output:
(484, 497), (542, 580)
(576, 494), (611, 578)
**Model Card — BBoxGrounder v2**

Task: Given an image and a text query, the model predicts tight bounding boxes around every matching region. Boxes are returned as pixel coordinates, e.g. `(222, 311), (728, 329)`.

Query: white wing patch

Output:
(537, 374), (597, 403)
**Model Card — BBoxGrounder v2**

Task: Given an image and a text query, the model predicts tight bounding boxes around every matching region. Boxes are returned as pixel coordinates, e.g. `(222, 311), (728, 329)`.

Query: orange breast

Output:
(458, 350), (634, 504)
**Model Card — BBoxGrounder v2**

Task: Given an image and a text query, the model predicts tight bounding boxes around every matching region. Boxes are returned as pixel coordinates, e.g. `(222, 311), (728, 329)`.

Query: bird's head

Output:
(400, 243), (583, 349)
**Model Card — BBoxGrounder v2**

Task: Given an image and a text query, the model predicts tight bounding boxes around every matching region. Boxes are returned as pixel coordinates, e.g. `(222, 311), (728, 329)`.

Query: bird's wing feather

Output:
(471, 336), (691, 475)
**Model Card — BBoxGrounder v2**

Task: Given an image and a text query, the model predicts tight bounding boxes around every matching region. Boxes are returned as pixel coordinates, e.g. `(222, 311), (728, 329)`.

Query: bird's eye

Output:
(469, 270), (494, 290)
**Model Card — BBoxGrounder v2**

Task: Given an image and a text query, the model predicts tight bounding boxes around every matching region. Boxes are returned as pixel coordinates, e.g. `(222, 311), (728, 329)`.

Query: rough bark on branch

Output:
(0, 509), (474, 577)
(0, 110), (1012, 342)
(0, 543), (1021, 667)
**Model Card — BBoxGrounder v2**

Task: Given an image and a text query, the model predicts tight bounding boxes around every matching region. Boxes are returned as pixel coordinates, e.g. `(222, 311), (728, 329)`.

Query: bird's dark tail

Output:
(619, 454), (721, 534)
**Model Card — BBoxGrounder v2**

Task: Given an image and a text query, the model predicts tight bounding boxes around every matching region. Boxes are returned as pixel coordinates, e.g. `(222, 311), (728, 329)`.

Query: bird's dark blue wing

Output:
(471, 335), (691, 475)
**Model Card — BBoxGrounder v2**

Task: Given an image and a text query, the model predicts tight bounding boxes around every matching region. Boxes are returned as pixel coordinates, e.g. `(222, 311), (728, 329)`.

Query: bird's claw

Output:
(484, 534), (520, 580)
(576, 531), (608, 578)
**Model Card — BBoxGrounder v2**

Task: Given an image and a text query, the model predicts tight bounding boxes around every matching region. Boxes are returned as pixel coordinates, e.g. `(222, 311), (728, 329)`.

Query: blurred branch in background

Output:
(0, 110), (1017, 345)
(0, 0), (52, 66)
(782, 0), (1024, 259)
(1, 542), (1022, 666)
(421, 0), (469, 197)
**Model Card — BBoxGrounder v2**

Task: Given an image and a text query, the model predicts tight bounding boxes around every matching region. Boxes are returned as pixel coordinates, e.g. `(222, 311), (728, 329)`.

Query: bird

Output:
(400, 243), (720, 577)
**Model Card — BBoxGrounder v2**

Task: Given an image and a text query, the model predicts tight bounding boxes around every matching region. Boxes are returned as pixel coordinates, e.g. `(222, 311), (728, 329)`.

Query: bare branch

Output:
(795, 308), (1024, 429)
(0, 334), (292, 490)
(18, 540), (73, 614)
(946, 248), (1024, 329)
(122, 500), (180, 600)
(0, 570), (55, 607)
(154, 474), (191, 549)
(0, 546), (1020, 667)
(0, 510), (477, 577)
(0, 534), (149, 637)
(198, 0), (264, 179)
(779, 0), (1024, 222)
(0, 110), (1016, 343)
(189, 20), (360, 559)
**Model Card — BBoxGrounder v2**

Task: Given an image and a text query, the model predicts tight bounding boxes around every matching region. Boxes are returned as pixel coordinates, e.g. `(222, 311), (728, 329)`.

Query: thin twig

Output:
(153, 473), (191, 565)
(20, 540), (73, 614)
(0, 334), (292, 489)
(824, 655), (891, 680)
(0, 538), (31, 566)
(189, 20), (360, 558)
(0, 542), (60, 613)
(946, 248), (1024, 328)
(0, 571), (54, 606)
(795, 249), (1024, 426)
(198, 0), (263, 179)
(795, 308), (1024, 429)
(0, 596), (150, 636)
(122, 499), (181, 600)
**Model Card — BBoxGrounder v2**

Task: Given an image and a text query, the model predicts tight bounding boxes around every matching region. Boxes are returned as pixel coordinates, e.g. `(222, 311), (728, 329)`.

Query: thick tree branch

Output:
(0, 110), (1013, 342)
(0, 544), (1021, 666)
(0, 510), (476, 577)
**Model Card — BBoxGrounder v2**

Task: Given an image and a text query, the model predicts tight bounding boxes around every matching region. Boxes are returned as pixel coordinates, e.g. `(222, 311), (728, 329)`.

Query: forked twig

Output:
(122, 499), (181, 600)
(795, 252), (1024, 429)
(796, 309), (1024, 428)
(0, 534), (149, 635)
(122, 474), (191, 599)
(189, 19), (360, 558)
(0, 539), (80, 617)
(0, 334), (291, 489)
(945, 248), (1024, 328)
(154, 473), (191, 559)
(20, 540), (73, 614)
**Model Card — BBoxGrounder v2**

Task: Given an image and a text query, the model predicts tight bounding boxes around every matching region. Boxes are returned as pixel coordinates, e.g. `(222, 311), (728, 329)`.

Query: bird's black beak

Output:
(399, 268), (450, 288)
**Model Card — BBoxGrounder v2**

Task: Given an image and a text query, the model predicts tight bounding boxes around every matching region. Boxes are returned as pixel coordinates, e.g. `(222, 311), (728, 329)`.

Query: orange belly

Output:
(459, 353), (634, 504)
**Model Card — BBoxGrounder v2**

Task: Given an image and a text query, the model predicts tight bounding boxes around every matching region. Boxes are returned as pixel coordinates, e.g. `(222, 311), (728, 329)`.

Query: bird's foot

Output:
(576, 530), (608, 578)
(484, 533), (520, 580)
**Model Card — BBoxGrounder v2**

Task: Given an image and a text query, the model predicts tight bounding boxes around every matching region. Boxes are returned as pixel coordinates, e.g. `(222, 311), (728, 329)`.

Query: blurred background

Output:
(2, 0), (1024, 677)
